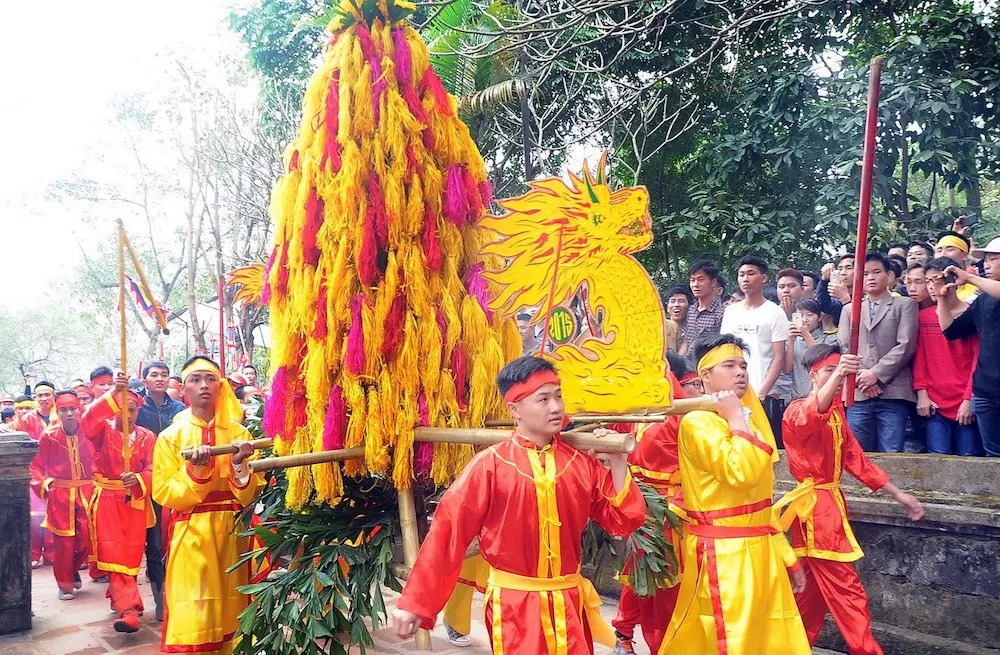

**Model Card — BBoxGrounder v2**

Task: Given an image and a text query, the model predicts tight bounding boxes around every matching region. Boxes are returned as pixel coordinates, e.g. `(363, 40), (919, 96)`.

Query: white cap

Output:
(971, 236), (1000, 259)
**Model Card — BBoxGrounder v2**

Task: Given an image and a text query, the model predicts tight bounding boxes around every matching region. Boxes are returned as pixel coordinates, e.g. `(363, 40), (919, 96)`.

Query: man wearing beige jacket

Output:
(838, 252), (919, 452)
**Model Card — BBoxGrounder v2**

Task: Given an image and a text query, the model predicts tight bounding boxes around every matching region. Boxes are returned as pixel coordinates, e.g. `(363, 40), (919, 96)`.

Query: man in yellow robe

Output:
(153, 356), (264, 654)
(661, 334), (810, 655)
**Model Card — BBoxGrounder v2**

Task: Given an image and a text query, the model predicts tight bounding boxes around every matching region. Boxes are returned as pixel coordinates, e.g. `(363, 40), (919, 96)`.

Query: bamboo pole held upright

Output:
(117, 222), (132, 474)
(398, 487), (432, 651)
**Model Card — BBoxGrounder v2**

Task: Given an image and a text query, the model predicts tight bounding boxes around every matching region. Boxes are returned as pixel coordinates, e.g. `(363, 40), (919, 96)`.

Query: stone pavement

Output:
(2, 566), (838, 654)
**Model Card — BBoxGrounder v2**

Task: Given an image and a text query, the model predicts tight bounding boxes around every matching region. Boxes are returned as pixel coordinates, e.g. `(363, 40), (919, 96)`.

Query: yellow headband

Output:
(14, 400), (35, 409)
(181, 359), (222, 383)
(697, 343), (746, 375)
(937, 235), (969, 254)
(34, 384), (55, 394)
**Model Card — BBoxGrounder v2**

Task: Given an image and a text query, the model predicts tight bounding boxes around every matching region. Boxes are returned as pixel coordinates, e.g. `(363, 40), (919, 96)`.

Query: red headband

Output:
(503, 370), (561, 404)
(55, 394), (83, 411)
(678, 371), (699, 385)
(121, 390), (144, 407)
(91, 374), (113, 386)
(810, 353), (841, 374)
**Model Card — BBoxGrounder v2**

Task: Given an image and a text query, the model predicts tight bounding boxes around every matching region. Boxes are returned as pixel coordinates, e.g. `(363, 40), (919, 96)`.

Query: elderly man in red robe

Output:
(777, 343), (925, 654)
(394, 356), (646, 654)
(80, 373), (156, 633)
(29, 390), (95, 600)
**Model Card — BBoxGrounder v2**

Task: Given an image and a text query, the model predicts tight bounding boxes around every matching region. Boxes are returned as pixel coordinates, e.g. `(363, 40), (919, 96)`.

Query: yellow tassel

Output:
(364, 390), (388, 474)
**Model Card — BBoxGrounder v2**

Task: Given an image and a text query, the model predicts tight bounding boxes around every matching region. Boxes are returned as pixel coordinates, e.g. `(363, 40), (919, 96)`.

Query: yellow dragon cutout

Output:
(479, 153), (672, 414)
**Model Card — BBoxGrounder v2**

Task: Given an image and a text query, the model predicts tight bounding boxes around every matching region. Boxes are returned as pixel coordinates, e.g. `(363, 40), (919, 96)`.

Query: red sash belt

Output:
(686, 497), (772, 525)
(174, 490), (239, 521)
(688, 524), (777, 539)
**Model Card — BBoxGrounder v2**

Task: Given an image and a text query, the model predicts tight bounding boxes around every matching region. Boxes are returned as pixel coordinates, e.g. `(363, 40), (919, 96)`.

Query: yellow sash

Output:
(773, 477), (839, 532)
(486, 568), (616, 649)
(92, 473), (155, 527)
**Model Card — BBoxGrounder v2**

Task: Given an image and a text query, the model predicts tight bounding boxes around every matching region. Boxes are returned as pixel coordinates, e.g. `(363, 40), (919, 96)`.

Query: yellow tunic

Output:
(660, 410), (810, 655)
(153, 410), (264, 654)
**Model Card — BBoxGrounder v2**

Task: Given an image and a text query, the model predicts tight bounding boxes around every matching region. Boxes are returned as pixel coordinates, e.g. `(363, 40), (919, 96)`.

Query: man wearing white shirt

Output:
(721, 255), (789, 444)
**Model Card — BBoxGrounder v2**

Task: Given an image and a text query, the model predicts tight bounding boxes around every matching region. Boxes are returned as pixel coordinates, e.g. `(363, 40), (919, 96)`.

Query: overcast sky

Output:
(0, 0), (251, 311)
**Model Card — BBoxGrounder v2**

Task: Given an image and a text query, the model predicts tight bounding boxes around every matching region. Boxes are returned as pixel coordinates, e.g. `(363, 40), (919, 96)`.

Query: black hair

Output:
(888, 242), (908, 252)
(837, 253), (856, 266)
(935, 230), (971, 250)
(665, 350), (692, 379)
(689, 260), (721, 281)
(169, 375), (182, 383)
(90, 366), (114, 382)
(14, 394), (30, 403)
(516, 312), (531, 321)
(495, 356), (558, 398)
(795, 298), (821, 315)
(34, 381), (56, 392)
(692, 333), (750, 367)
(887, 256), (904, 278)
(802, 343), (842, 370)
(54, 389), (79, 402)
(235, 385), (249, 401)
(128, 380), (145, 394)
(926, 256), (962, 273)
(802, 271), (820, 287)
(142, 361), (169, 378)
(737, 255), (768, 275)
(909, 241), (934, 257)
(1, 408), (13, 421)
(865, 252), (891, 270)
(717, 274), (727, 293)
(180, 355), (221, 376)
(906, 261), (926, 273)
(776, 268), (804, 285)
(762, 284), (779, 304)
(667, 285), (694, 304)
(242, 364), (258, 373)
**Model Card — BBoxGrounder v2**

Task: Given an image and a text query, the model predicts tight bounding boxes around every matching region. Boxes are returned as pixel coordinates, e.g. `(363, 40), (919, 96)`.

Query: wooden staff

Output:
(181, 438), (274, 460)
(485, 396), (719, 427)
(413, 427), (635, 453)
(218, 260), (227, 374)
(846, 56), (885, 407)
(248, 447), (364, 473)
(120, 225), (170, 334)
(117, 223), (132, 478)
(397, 487), (432, 650)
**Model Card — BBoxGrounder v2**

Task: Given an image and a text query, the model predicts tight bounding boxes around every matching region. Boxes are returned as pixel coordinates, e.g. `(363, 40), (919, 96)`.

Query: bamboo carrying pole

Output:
(117, 223), (133, 478)
(413, 427), (635, 454)
(181, 438), (275, 460)
(846, 56), (885, 407)
(484, 396), (718, 428)
(248, 447), (364, 473)
(397, 488), (432, 650)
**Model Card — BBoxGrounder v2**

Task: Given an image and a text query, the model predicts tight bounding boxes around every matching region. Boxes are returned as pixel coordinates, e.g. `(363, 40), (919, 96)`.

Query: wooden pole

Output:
(484, 397), (718, 428)
(398, 487), (433, 650)
(248, 447), (364, 473)
(182, 438), (274, 460)
(121, 229), (170, 334)
(413, 427), (635, 454)
(218, 260), (227, 375)
(117, 223), (132, 476)
(846, 56), (885, 407)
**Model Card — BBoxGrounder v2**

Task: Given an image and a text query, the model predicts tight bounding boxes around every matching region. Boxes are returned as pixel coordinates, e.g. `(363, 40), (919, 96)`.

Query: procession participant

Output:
(393, 356), (646, 654)
(660, 334), (810, 655)
(166, 376), (186, 404)
(612, 356), (690, 655)
(934, 231), (978, 302)
(1, 393), (15, 410)
(153, 355), (264, 654)
(79, 373), (157, 633)
(90, 366), (116, 397)
(10, 381), (59, 439)
(71, 380), (96, 406)
(28, 390), (95, 600)
(777, 344), (925, 653)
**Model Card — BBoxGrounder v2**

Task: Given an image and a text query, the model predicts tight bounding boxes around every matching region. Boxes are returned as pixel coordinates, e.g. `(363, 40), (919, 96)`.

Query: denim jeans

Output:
(846, 398), (912, 452)
(924, 412), (983, 456)
(972, 396), (1000, 457)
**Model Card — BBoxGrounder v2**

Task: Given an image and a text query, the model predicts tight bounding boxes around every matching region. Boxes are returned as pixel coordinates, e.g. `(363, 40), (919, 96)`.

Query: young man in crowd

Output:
(904, 263), (933, 309)
(9, 380), (59, 439)
(888, 257), (907, 296)
(90, 367), (116, 398)
(661, 334), (809, 654)
(80, 373), (157, 633)
(29, 390), (95, 600)
(394, 356), (645, 653)
(802, 271), (821, 299)
(134, 360), (186, 621)
(665, 285), (692, 351)
(935, 230), (979, 303)
(721, 256), (789, 444)
(242, 364), (259, 387)
(838, 253), (919, 452)
(778, 344), (925, 654)
(937, 237), (1000, 456)
(70, 380), (96, 406)
(818, 252), (856, 320)
(887, 242), (908, 260)
(907, 242), (934, 267)
(681, 260), (725, 356)
(917, 258), (981, 455)
(153, 356), (264, 654)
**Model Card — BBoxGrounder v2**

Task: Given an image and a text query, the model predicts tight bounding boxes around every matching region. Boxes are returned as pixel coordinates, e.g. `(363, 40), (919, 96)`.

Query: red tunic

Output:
(913, 305), (978, 420)
(80, 393), (156, 575)
(29, 424), (95, 538)
(399, 432), (646, 654)
(12, 408), (55, 440)
(781, 395), (890, 561)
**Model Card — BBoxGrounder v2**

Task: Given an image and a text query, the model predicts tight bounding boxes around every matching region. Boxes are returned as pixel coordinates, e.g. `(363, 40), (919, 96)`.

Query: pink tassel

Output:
(452, 344), (469, 409)
(405, 146), (419, 180)
(463, 263), (494, 321)
(479, 179), (493, 209)
(422, 212), (442, 271)
(463, 167), (482, 221)
(443, 166), (468, 225)
(358, 24), (386, 124)
(436, 307), (447, 339)
(358, 205), (379, 286)
(414, 394), (433, 476)
(322, 385), (347, 450)
(346, 294), (366, 375)
(381, 293), (407, 360)
(393, 29), (412, 87)
(421, 127), (435, 152)
(420, 68), (452, 116)
(321, 72), (341, 173)
(276, 243), (290, 296)
(312, 278), (328, 340)
(292, 394), (307, 434)
(262, 366), (290, 437)
(369, 177), (389, 249)
(303, 189), (324, 267)
(261, 249), (276, 306)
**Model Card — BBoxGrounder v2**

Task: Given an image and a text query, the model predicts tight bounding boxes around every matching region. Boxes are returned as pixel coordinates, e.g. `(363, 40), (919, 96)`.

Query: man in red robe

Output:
(71, 379), (97, 407)
(29, 390), (95, 600)
(80, 373), (156, 633)
(777, 344), (925, 654)
(394, 356), (646, 653)
(10, 381), (59, 439)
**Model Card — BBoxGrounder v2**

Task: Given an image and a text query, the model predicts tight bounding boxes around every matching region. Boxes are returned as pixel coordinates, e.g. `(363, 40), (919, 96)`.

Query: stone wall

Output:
(0, 434), (38, 635)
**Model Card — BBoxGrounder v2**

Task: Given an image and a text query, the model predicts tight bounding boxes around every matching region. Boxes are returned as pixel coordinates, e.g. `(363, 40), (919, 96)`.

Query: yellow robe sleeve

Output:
(226, 424), (264, 507)
(682, 411), (773, 491)
(152, 426), (214, 512)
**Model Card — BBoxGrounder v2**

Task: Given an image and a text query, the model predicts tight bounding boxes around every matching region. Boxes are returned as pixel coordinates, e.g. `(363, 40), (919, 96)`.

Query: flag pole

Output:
(218, 260), (227, 375)
(846, 56), (885, 406)
(117, 222), (133, 482)
(121, 230), (170, 335)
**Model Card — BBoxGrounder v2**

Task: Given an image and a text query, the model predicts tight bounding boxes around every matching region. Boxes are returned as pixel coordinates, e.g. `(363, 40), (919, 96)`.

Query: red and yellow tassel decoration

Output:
(263, 0), (519, 509)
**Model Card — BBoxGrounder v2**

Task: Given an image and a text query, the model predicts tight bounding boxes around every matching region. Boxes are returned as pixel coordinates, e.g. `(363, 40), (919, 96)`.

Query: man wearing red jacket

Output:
(29, 390), (95, 600)
(80, 373), (157, 633)
(10, 381), (59, 439)
(777, 344), (925, 654)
